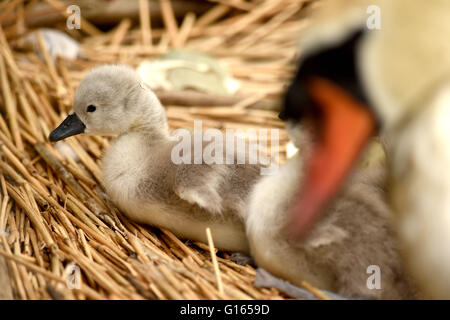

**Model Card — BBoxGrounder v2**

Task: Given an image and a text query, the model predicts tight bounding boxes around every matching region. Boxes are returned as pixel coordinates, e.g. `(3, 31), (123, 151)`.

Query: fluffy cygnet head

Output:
(50, 64), (168, 141)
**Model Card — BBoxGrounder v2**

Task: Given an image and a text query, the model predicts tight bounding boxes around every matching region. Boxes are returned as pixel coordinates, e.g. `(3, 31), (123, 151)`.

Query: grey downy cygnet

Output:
(49, 64), (263, 253)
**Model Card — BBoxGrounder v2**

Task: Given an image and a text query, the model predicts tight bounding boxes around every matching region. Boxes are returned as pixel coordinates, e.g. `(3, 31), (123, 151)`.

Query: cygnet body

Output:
(246, 123), (418, 299)
(49, 65), (262, 253)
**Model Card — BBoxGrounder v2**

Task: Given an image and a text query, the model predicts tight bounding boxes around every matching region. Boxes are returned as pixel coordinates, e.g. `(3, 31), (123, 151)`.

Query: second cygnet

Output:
(245, 122), (418, 299)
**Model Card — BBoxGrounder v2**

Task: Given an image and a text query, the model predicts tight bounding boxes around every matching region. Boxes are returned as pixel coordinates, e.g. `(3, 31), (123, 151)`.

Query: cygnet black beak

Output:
(49, 113), (86, 142)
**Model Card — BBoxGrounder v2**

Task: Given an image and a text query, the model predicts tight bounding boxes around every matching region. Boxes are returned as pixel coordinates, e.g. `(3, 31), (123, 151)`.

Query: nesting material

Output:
(0, 0), (319, 300)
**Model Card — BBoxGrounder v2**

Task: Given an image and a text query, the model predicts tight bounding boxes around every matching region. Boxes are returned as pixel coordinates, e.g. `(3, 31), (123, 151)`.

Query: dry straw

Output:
(0, 0), (326, 300)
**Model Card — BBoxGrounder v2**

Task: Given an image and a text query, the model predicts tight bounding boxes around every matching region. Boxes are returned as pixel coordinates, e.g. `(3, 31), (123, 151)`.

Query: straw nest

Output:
(0, 0), (326, 300)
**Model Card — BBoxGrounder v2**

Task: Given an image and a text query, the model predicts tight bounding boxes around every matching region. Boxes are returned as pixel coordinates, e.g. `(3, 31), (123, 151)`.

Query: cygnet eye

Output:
(86, 105), (96, 113)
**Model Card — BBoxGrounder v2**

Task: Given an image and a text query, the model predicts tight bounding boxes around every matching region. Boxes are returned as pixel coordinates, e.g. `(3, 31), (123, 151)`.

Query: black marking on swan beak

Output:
(49, 113), (86, 142)
(281, 29), (372, 122)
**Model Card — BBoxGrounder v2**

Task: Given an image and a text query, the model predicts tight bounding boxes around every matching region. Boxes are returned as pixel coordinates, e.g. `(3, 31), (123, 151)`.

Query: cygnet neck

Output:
(121, 88), (171, 143)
